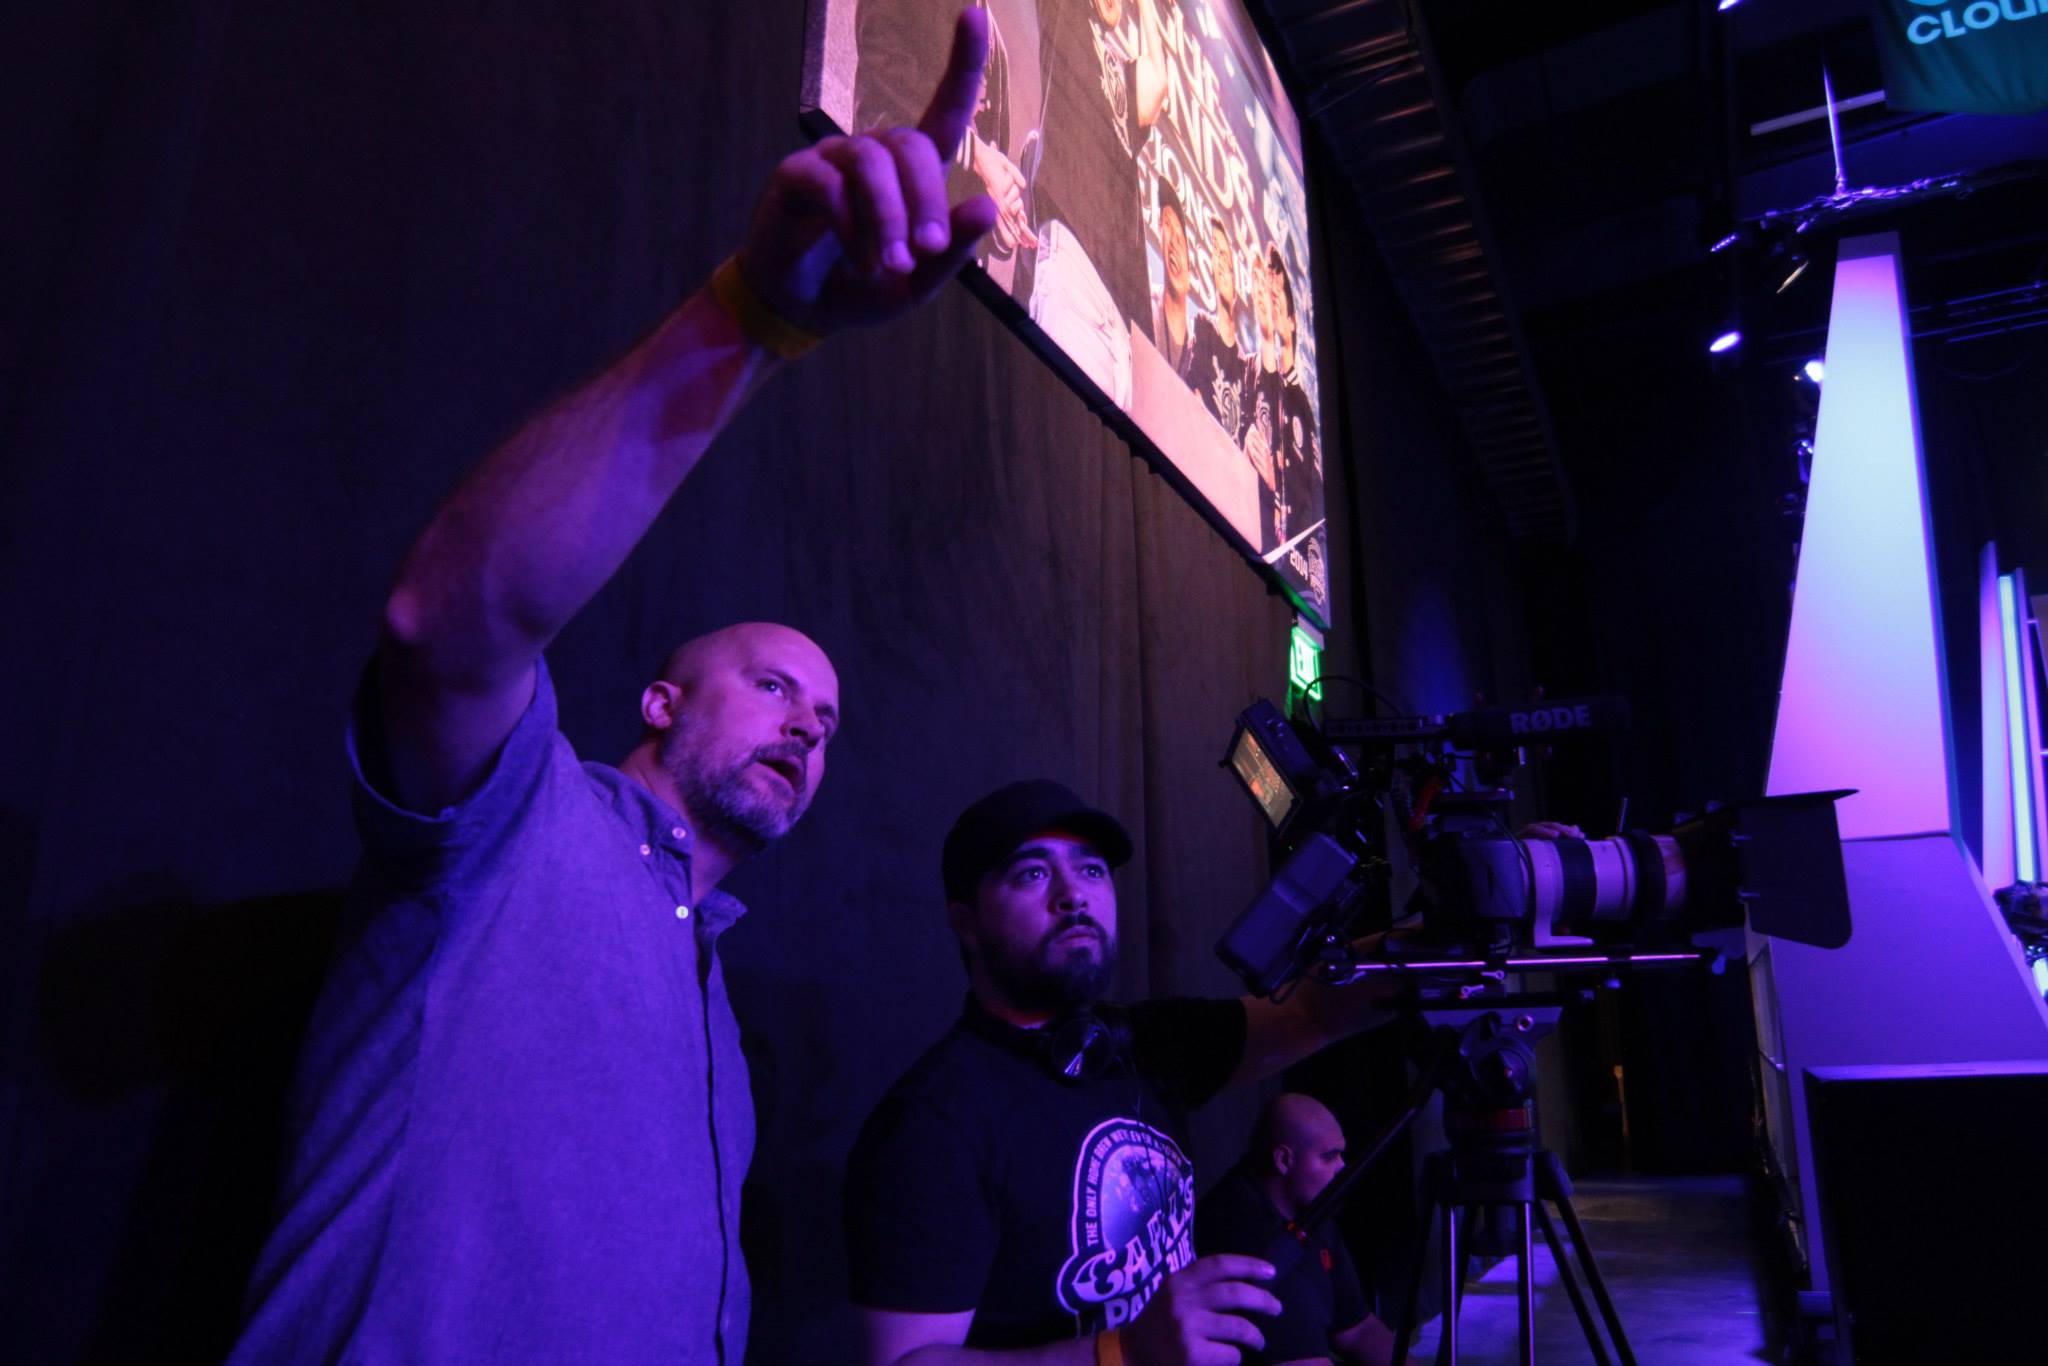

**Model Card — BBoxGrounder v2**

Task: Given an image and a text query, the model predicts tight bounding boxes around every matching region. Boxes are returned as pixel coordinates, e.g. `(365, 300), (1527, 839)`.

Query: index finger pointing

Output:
(916, 7), (990, 159)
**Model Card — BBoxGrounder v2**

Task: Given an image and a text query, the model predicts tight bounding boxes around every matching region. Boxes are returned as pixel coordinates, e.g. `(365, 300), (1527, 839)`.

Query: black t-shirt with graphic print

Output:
(1247, 366), (1319, 550)
(1274, 371), (1320, 544)
(1188, 311), (1251, 445)
(1033, 0), (1152, 328)
(845, 994), (1248, 1350)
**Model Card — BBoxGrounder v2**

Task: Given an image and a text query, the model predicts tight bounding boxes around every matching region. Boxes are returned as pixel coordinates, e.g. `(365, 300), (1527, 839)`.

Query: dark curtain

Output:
(0, 4), (1514, 1362)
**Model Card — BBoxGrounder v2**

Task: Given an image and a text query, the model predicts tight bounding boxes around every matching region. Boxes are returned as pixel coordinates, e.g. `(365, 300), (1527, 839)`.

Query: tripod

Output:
(1388, 1097), (1635, 1366)
(1263, 1003), (1637, 1366)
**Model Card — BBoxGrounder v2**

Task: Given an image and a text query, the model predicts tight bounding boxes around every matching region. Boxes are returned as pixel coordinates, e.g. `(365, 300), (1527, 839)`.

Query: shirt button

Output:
(675, 904), (691, 920)
(670, 826), (687, 840)
(639, 843), (652, 857)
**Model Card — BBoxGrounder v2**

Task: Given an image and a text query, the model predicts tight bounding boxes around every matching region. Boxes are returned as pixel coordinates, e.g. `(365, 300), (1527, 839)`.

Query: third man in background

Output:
(1196, 1094), (1417, 1366)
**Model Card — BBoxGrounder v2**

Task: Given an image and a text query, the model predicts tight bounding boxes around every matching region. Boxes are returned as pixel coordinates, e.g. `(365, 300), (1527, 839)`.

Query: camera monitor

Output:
(1228, 726), (1298, 833)
(1223, 699), (1338, 842)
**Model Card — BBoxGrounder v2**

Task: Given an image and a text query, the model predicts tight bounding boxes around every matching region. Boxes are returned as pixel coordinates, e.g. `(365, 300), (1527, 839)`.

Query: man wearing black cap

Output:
(845, 779), (1397, 1366)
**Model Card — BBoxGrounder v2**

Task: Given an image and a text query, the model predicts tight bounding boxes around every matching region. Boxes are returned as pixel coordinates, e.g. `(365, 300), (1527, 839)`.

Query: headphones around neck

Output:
(1041, 1006), (1132, 1083)
(967, 1000), (1132, 1084)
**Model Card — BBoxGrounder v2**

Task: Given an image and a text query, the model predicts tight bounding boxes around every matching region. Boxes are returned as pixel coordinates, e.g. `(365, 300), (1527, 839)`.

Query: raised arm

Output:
(372, 11), (998, 812)
(1227, 934), (1401, 1090)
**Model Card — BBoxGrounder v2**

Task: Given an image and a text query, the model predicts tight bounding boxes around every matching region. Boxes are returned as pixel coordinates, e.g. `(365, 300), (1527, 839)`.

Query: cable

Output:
(1311, 673), (1414, 718)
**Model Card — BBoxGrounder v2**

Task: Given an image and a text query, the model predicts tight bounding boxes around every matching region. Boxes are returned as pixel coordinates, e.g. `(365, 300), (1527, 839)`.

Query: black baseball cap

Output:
(941, 779), (1134, 903)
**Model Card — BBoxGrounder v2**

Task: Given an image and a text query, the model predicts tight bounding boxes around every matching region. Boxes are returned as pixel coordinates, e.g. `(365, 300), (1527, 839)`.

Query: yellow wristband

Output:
(1094, 1329), (1125, 1366)
(708, 256), (823, 360)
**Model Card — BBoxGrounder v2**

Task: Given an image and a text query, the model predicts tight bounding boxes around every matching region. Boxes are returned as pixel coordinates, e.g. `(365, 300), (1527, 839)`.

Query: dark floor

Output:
(1403, 1175), (1777, 1365)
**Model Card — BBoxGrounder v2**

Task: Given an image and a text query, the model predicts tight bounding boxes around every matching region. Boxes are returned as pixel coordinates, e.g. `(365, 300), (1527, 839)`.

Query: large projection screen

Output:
(804, 0), (1330, 626)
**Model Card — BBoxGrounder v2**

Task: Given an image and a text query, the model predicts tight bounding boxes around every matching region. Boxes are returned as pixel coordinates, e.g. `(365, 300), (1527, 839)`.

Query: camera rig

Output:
(1216, 694), (1856, 1362)
(1217, 695), (1853, 998)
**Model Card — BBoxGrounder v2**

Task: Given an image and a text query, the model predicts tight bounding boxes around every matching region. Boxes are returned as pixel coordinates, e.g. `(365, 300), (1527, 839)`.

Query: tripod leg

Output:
(1452, 1207), (1477, 1354)
(1542, 1154), (1638, 1366)
(1435, 1200), (1462, 1366)
(1391, 1186), (1436, 1366)
(1534, 1200), (1612, 1366)
(1516, 1202), (1535, 1366)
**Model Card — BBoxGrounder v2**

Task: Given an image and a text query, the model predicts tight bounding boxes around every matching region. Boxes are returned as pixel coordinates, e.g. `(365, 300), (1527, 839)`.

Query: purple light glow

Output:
(2003, 573), (2041, 881)
(1708, 329), (1743, 353)
(2022, 575), (2048, 874)
(1717, 0), (1741, 10)
(1356, 952), (1704, 972)
(1759, 252), (2048, 1303)
(1980, 544), (2016, 888)
(1766, 235), (1950, 839)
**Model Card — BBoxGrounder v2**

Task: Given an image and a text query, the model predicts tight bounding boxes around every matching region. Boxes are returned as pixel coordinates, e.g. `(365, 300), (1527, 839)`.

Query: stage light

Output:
(1803, 359), (1825, 383)
(1709, 232), (1740, 254)
(1776, 255), (1811, 293)
(1717, 0), (1741, 10)
(1708, 329), (1743, 354)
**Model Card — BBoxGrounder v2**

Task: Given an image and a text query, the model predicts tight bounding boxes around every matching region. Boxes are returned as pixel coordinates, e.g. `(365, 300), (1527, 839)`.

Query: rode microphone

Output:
(1445, 696), (1631, 748)
(1323, 696), (1630, 749)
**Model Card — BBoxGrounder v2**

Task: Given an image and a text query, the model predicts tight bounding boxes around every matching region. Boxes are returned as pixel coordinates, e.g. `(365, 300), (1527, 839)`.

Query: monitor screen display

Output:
(1229, 724), (1297, 831)
(805, 0), (1330, 624)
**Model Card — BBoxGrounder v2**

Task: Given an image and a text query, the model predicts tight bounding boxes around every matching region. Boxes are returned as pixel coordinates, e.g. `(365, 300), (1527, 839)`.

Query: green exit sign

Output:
(1288, 623), (1323, 703)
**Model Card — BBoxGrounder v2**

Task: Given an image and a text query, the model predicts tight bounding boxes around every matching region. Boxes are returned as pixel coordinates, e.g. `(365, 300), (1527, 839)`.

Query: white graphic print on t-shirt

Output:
(1053, 1117), (1197, 1330)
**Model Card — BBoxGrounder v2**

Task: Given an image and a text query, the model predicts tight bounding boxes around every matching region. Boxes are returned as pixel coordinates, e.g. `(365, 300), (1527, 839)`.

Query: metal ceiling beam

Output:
(1268, 1), (1576, 542)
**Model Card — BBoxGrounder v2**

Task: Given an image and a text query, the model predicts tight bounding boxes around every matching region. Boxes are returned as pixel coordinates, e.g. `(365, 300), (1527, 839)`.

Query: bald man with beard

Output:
(229, 14), (998, 1365)
(1197, 1094), (1418, 1366)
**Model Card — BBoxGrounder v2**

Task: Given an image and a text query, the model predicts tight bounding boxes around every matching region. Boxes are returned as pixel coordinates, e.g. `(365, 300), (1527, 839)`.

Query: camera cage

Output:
(1217, 695), (1853, 1002)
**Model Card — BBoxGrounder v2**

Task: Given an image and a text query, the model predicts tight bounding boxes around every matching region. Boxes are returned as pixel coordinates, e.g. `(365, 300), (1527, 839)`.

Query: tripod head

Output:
(1272, 998), (1564, 1252)
(1417, 1002), (1553, 1115)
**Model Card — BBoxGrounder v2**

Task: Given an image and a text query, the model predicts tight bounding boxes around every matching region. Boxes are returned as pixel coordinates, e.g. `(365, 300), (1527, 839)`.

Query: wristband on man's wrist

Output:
(1093, 1328), (1125, 1366)
(708, 255), (823, 360)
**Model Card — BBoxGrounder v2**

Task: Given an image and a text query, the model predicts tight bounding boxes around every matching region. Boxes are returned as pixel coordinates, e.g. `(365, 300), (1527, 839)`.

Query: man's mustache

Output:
(746, 742), (810, 800)
(1042, 915), (1106, 952)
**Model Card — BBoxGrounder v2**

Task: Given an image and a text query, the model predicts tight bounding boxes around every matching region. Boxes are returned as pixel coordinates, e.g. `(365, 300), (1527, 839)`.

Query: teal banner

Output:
(1869, 0), (2048, 114)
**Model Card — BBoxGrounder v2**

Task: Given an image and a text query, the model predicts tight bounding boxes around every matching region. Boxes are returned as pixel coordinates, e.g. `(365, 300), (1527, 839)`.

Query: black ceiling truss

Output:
(1266, 0), (1578, 543)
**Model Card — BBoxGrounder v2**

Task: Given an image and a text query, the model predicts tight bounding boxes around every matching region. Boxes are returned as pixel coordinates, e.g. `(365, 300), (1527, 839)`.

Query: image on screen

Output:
(1229, 727), (1297, 831)
(804, 0), (1330, 625)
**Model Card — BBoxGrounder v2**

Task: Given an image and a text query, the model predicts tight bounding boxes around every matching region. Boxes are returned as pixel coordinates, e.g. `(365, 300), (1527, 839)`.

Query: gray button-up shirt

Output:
(232, 659), (754, 1365)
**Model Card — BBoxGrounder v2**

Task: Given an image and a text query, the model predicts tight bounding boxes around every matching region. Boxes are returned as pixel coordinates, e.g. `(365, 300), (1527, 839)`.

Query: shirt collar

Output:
(583, 761), (749, 934)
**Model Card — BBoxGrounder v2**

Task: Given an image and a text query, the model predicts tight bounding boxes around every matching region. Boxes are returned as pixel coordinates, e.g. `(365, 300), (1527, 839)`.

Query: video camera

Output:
(1216, 695), (1853, 997)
